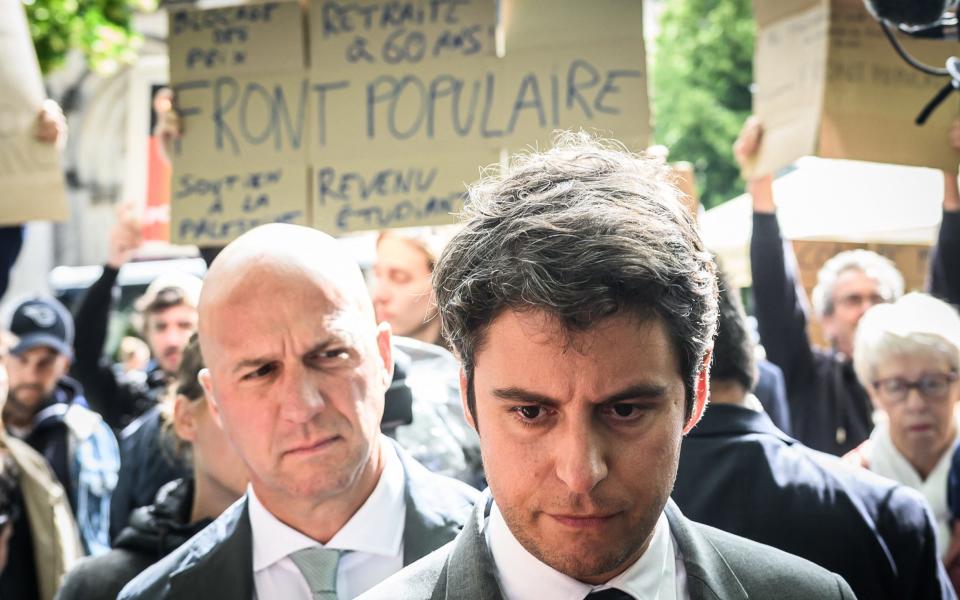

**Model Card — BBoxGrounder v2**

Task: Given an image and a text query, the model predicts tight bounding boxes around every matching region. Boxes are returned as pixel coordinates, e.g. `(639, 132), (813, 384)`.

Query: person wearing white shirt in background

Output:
(361, 133), (856, 600)
(118, 224), (479, 600)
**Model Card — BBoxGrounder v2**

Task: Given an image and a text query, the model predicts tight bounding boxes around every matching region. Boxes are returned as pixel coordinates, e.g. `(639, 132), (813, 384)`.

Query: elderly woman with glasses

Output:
(845, 293), (960, 561)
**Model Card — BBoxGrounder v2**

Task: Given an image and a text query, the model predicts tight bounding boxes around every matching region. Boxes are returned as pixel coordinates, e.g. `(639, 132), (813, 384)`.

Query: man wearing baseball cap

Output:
(3, 295), (119, 556)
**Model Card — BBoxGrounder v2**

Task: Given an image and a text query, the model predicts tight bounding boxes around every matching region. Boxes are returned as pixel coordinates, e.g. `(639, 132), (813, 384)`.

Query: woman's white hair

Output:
(853, 293), (960, 389)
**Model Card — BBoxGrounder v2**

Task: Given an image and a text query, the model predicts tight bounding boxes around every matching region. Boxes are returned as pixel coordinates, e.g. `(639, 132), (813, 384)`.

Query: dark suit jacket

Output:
(674, 404), (955, 600)
(117, 442), (479, 599)
(359, 497), (855, 600)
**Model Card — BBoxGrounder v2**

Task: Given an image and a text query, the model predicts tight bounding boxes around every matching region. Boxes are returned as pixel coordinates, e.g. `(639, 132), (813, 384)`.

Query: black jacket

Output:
(109, 406), (190, 542)
(674, 404), (955, 600)
(750, 211), (960, 455)
(58, 478), (209, 600)
(70, 265), (168, 430)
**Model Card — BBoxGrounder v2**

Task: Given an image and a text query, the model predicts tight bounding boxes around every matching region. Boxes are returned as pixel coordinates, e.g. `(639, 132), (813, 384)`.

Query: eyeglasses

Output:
(834, 292), (888, 311)
(872, 372), (959, 405)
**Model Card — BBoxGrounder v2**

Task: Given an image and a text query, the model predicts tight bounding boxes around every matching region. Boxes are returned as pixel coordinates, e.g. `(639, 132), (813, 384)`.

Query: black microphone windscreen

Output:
(863, 0), (950, 27)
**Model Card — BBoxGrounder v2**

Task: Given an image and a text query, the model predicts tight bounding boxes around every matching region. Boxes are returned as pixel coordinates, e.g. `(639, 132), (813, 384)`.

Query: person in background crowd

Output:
(372, 228), (447, 347)
(0, 331), (81, 600)
(71, 209), (203, 541)
(735, 117), (960, 456)
(117, 336), (151, 379)
(0, 100), (68, 302)
(58, 335), (248, 600)
(119, 223), (479, 600)
(674, 268), (953, 599)
(372, 228), (483, 486)
(846, 294), (960, 573)
(363, 133), (854, 600)
(71, 206), (201, 430)
(2, 296), (118, 557)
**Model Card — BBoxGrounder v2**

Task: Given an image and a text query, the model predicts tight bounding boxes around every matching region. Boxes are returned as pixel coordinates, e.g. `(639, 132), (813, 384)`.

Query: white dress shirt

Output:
(485, 502), (689, 600)
(248, 437), (406, 600)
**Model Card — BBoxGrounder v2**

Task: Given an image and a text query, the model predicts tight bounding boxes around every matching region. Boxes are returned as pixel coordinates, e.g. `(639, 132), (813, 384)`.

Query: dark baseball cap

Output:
(5, 296), (74, 358)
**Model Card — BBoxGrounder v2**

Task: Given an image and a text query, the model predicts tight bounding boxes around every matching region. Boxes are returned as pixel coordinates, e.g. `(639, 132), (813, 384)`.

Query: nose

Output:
(278, 366), (327, 424)
(372, 280), (391, 305)
(554, 418), (608, 495)
(904, 387), (927, 411)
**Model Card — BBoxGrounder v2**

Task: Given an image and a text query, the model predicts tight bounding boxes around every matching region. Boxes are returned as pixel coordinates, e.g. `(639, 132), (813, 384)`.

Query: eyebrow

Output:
(230, 338), (343, 375)
(491, 383), (669, 406)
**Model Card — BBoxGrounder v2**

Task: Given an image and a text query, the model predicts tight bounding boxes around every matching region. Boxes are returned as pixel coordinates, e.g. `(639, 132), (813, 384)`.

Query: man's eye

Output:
(606, 403), (644, 420)
(243, 364), (275, 381)
(512, 405), (547, 423)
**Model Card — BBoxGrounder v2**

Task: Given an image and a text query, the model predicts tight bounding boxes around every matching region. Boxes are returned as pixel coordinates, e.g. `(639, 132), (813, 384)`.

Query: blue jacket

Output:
(21, 378), (119, 556)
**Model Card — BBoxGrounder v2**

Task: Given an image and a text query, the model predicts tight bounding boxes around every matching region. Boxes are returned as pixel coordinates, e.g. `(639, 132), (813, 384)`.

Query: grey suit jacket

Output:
(117, 442), (480, 600)
(359, 498), (857, 600)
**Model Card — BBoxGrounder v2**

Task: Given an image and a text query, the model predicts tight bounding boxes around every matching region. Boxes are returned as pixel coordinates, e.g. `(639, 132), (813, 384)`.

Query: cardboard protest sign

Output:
(747, 0), (829, 177)
(168, 1), (310, 245)
(750, 0), (960, 176)
(820, 0), (960, 172)
(169, 0), (651, 243)
(0, 2), (67, 225)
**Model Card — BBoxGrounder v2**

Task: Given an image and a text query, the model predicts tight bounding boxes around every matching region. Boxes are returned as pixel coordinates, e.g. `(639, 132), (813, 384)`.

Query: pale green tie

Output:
(289, 547), (342, 600)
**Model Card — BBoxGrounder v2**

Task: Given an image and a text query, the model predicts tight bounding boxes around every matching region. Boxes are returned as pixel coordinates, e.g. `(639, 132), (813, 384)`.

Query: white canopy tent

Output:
(700, 157), (946, 288)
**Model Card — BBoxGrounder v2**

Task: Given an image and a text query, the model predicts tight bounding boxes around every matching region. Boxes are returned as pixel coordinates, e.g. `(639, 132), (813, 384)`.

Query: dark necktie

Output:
(584, 589), (635, 600)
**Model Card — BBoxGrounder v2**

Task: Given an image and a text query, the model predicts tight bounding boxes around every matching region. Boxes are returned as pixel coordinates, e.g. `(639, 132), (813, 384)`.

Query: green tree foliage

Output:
(23, 0), (143, 75)
(652, 0), (755, 209)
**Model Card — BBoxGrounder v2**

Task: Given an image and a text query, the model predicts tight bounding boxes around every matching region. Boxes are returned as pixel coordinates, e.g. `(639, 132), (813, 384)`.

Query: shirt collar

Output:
(486, 501), (677, 600)
(249, 436), (406, 572)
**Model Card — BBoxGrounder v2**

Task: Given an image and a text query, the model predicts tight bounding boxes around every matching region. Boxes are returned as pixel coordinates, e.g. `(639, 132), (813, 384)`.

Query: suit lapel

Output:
(437, 496), (503, 600)
(396, 441), (473, 565)
(665, 500), (747, 600)
(168, 499), (255, 599)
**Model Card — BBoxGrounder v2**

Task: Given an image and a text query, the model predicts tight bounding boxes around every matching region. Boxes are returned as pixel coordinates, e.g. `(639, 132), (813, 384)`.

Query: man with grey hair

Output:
(362, 133), (854, 599)
(735, 117), (960, 456)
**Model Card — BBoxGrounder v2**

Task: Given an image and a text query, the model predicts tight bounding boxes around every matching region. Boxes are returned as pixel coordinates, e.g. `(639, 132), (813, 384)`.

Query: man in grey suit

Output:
(361, 133), (855, 600)
(119, 224), (479, 599)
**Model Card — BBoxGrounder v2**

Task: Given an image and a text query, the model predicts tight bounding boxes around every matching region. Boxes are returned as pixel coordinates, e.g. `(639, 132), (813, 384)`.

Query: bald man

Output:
(119, 224), (479, 600)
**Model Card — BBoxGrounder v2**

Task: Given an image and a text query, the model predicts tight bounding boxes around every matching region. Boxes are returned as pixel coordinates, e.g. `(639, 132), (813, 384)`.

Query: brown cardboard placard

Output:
(751, 0), (960, 175)
(311, 146), (499, 234)
(747, 0), (829, 178)
(170, 0), (650, 241)
(0, 2), (67, 225)
(168, 1), (309, 245)
(309, 0), (497, 73)
(307, 0), (649, 232)
(170, 161), (310, 245)
(168, 1), (304, 82)
(819, 0), (960, 172)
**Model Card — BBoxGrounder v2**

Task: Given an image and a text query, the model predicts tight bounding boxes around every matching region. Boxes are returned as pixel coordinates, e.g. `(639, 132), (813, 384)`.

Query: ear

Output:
(459, 368), (477, 432)
(198, 368), (223, 428)
(376, 321), (394, 387)
(55, 355), (72, 380)
(683, 349), (712, 435)
(172, 394), (199, 443)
